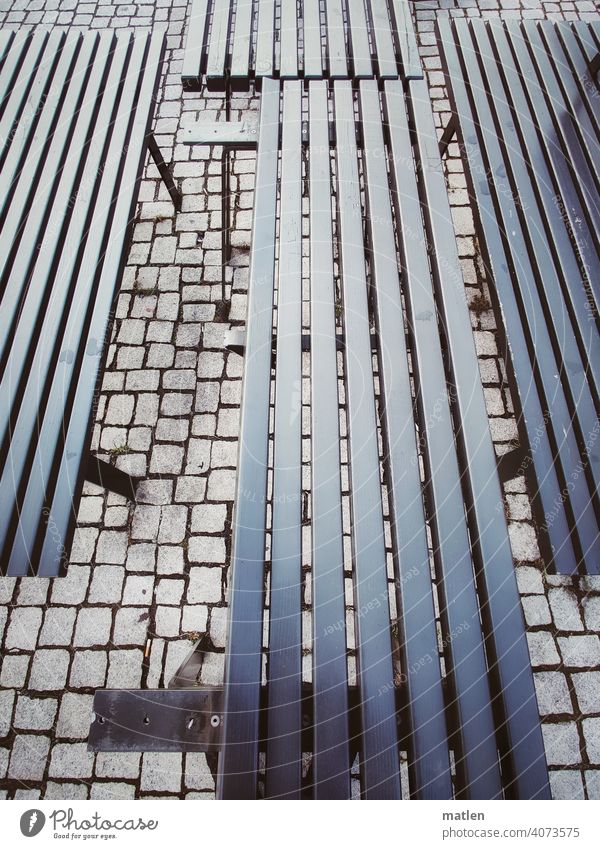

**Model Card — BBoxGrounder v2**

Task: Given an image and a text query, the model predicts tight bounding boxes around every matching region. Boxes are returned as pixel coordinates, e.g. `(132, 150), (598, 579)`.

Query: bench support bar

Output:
(438, 115), (457, 158)
(147, 133), (182, 210)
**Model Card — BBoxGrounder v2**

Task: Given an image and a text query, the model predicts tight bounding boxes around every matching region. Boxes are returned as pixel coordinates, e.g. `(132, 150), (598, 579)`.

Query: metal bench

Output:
(181, 0), (422, 89)
(90, 77), (549, 800)
(0, 28), (180, 576)
(437, 19), (600, 576)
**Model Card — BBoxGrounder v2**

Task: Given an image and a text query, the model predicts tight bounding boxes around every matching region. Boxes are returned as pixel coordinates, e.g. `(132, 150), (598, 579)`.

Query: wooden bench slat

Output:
(230, 0), (254, 83)
(308, 81), (351, 800)
(266, 81), (303, 799)
(217, 78), (280, 799)
(360, 80), (453, 800)
(369, 0), (398, 78)
(32, 31), (167, 577)
(181, 0), (210, 85)
(333, 80), (401, 800)
(303, 0), (324, 78)
(255, 0), (275, 78)
(410, 70), (551, 798)
(325, 0), (348, 79)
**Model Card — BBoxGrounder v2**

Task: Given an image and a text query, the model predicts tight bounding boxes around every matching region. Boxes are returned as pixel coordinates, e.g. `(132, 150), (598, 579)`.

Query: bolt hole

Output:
(143, 715), (150, 725)
(97, 716), (105, 725)
(187, 717), (195, 730)
(210, 715), (221, 728)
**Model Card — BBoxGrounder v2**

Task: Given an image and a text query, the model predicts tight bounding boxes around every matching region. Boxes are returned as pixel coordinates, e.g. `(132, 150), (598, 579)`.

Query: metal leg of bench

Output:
(438, 115), (457, 158)
(86, 455), (138, 501)
(147, 133), (182, 210)
(591, 52), (600, 77)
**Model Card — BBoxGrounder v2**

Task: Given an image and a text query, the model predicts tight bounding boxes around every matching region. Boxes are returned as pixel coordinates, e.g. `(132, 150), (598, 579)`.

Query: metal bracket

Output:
(224, 328), (379, 356)
(86, 455), (138, 500)
(147, 133), (182, 210)
(438, 115), (457, 158)
(181, 118), (259, 148)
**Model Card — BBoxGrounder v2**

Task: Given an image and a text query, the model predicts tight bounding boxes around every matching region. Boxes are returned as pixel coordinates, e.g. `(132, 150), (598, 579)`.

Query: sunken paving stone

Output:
(0, 0), (596, 801)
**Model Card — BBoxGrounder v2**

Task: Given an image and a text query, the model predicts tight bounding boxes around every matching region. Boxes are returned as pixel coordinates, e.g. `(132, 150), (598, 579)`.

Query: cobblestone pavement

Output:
(0, 0), (599, 800)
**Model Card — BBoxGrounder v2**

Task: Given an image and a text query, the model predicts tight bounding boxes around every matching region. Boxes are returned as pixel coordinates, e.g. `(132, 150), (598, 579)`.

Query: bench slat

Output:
(217, 78), (280, 799)
(557, 23), (600, 134)
(280, 0), (299, 78)
(308, 81), (351, 799)
(360, 80), (453, 800)
(255, 0), (275, 78)
(181, 0), (210, 85)
(325, 0), (348, 79)
(369, 0), (398, 78)
(333, 80), (401, 799)
(410, 71), (551, 798)
(230, 0), (254, 83)
(206, 0), (233, 84)
(303, 0), (323, 78)
(346, 0), (372, 78)
(266, 81), (303, 799)
(32, 31), (166, 577)
(389, 0), (422, 79)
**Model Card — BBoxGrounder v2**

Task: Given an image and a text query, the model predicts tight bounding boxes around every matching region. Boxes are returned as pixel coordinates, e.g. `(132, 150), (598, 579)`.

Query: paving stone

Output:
(14, 696), (57, 731)
(572, 673), (600, 714)
(114, 608), (149, 646)
(585, 770), (600, 800)
(9, 735), (50, 781)
(181, 605), (209, 635)
(534, 672), (572, 715)
(207, 469), (236, 501)
(188, 536), (226, 564)
(521, 595), (552, 627)
(5, 607), (43, 650)
(88, 564), (125, 604)
(527, 632), (560, 667)
(56, 694), (94, 739)
(558, 635), (600, 668)
(69, 651), (107, 688)
(74, 607), (112, 647)
(17, 580), (50, 606)
(45, 782), (88, 800)
(150, 443), (184, 474)
(51, 565), (90, 605)
(508, 522), (540, 561)
(174, 476), (207, 503)
(210, 607), (227, 649)
(583, 718), (600, 764)
(132, 505), (161, 540)
(105, 394), (135, 425)
(542, 722), (581, 766)
(141, 752), (183, 793)
(29, 649), (70, 691)
(191, 503), (227, 534)
(95, 752), (141, 779)
(158, 505), (188, 544)
(0, 655), (30, 688)
(107, 650), (144, 688)
(157, 546), (186, 574)
(549, 770), (584, 800)
(582, 596), (600, 631)
(96, 531), (128, 564)
(123, 575), (155, 605)
(49, 743), (94, 778)
(126, 543), (157, 572)
(137, 479), (173, 505)
(91, 782), (136, 800)
(0, 689), (15, 737)
(184, 753), (215, 790)
(0, 748), (7, 780)
(185, 438), (211, 474)
(549, 588), (584, 632)
(155, 606), (182, 637)
(70, 527), (99, 562)
(155, 578), (185, 605)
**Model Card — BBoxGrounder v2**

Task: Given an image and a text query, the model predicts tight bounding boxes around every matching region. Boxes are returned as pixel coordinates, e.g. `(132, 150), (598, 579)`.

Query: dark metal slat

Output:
(386, 78), (503, 799)
(325, 0), (348, 79)
(308, 81), (351, 800)
(484, 20), (600, 407)
(230, 0), (254, 82)
(0, 34), (151, 575)
(389, 0), (423, 79)
(181, 0), (210, 85)
(410, 71), (551, 798)
(216, 79), (280, 799)
(279, 0), (299, 78)
(205, 0), (232, 84)
(266, 81), (303, 800)
(473, 22), (600, 527)
(34, 31), (166, 577)
(437, 19), (580, 576)
(346, 0), (372, 78)
(360, 80), (452, 800)
(303, 0), (323, 78)
(557, 23), (600, 134)
(333, 80), (400, 800)
(255, 0), (275, 78)
(368, 0), (398, 78)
